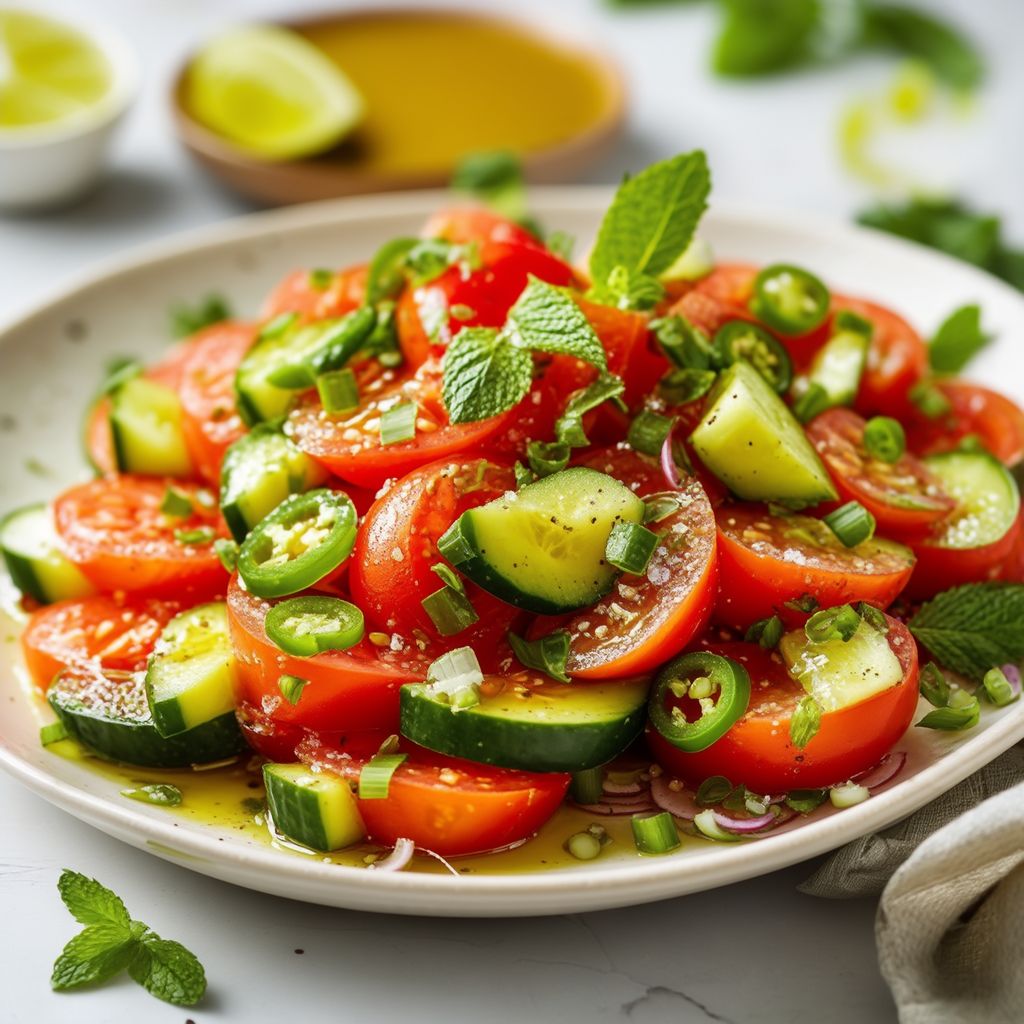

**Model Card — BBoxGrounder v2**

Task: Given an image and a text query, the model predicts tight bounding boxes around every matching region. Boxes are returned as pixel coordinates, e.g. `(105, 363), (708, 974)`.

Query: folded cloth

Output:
(800, 744), (1024, 1024)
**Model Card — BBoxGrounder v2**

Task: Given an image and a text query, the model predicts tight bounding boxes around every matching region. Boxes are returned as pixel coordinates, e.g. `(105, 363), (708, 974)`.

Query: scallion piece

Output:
(805, 604), (861, 643)
(789, 695), (822, 749)
(631, 811), (681, 854)
(919, 661), (950, 708)
(856, 601), (889, 634)
(658, 367), (717, 405)
(430, 563), (464, 593)
(358, 753), (408, 800)
(425, 646), (484, 709)
(160, 486), (193, 518)
(421, 586), (479, 637)
(862, 416), (906, 463)
(695, 775), (732, 806)
(792, 382), (831, 424)
(565, 831), (603, 861)
(744, 615), (783, 650)
(909, 380), (952, 419)
(308, 268), (334, 291)
(380, 402), (417, 445)
(644, 495), (681, 524)
(214, 538), (239, 573)
(785, 788), (828, 813)
(508, 630), (572, 684)
(317, 368), (359, 415)
(569, 767), (604, 804)
(627, 409), (674, 456)
(174, 526), (215, 546)
(258, 311), (298, 341)
(823, 501), (875, 547)
(513, 462), (535, 489)
(982, 666), (1018, 707)
(527, 440), (571, 478)
(605, 521), (659, 575)
(278, 674), (309, 706)
(829, 782), (869, 808)
(693, 809), (741, 842)
(40, 721), (68, 746)
(916, 697), (980, 731)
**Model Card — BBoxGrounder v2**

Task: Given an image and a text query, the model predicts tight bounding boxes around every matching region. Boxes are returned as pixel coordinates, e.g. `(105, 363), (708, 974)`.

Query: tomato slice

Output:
(178, 321), (254, 485)
(298, 734), (568, 856)
(287, 359), (519, 490)
(668, 264), (757, 337)
(21, 594), (180, 690)
(53, 477), (228, 598)
(647, 619), (919, 791)
(351, 458), (524, 654)
(261, 264), (368, 323)
(807, 408), (956, 537)
(419, 206), (541, 248)
(905, 380), (1024, 466)
(529, 478), (718, 679)
(573, 446), (666, 496)
(715, 504), (915, 628)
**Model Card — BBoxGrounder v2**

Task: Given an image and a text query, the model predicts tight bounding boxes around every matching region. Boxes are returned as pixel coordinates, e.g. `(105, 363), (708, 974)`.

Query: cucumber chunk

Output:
(219, 426), (326, 542)
(109, 376), (193, 476)
(805, 325), (869, 407)
(438, 467), (645, 614)
(263, 762), (366, 852)
(145, 602), (237, 738)
(48, 666), (245, 768)
(400, 678), (648, 772)
(0, 503), (93, 604)
(924, 451), (1020, 549)
(780, 618), (903, 711)
(690, 361), (837, 504)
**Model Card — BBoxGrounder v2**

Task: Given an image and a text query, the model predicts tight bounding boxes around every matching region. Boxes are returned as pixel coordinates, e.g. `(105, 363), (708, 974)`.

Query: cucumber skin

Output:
(1, 544), (47, 604)
(263, 764), (365, 852)
(399, 685), (645, 773)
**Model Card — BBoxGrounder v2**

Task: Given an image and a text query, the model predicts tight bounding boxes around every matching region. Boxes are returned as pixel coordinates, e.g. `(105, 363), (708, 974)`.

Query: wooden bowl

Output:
(171, 7), (627, 206)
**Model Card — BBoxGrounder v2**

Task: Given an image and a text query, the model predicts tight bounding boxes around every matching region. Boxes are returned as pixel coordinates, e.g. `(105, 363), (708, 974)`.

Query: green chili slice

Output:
(237, 489), (357, 598)
(648, 651), (751, 753)
(751, 264), (831, 336)
(264, 595), (365, 657)
(712, 320), (793, 394)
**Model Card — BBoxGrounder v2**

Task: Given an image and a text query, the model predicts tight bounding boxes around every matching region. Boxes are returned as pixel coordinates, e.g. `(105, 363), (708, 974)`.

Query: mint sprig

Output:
(51, 870), (206, 1007)
(908, 583), (1024, 682)
(928, 303), (990, 375)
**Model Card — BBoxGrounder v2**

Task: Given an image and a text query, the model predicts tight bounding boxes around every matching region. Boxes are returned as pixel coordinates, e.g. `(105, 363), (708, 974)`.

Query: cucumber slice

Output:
(438, 467), (645, 614)
(780, 619), (903, 711)
(109, 376), (193, 477)
(219, 426), (326, 542)
(400, 678), (647, 772)
(0, 503), (93, 604)
(805, 325), (869, 407)
(923, 451), (1020, 549)
(48, 666), (245, 768)
(263, 762), (366, 852)
(145, 602), (237, 738)
(689, 361), (837, 504)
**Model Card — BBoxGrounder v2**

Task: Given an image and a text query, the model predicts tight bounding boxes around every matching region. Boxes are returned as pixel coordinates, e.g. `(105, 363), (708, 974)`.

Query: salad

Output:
(5, 151), (1023, 868)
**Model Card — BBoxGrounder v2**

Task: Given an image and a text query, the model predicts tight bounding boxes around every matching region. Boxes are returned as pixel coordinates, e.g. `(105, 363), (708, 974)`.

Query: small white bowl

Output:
(0, 13), (138, 210)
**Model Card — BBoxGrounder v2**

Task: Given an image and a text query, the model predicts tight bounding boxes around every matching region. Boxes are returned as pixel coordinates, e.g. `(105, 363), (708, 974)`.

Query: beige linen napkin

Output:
(800, 745), (1024, 1023)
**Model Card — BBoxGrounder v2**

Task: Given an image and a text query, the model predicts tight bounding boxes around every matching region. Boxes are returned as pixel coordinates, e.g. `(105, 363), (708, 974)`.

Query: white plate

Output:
(2, 190), (1023, 917)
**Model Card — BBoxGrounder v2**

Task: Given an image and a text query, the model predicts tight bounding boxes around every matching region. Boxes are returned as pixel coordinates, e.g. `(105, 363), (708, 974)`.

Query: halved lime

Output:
(184, 24), (365, 161)
(0, 10), (112, 130)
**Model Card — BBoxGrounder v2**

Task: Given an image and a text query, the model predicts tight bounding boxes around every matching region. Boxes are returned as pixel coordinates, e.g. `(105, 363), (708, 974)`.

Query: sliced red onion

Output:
(576, 801), (658, 817)
(599, 789), (655, 807)
(602, 778), (644, 795)
(711, 810), (777, 834)
(1001, 663), (1022, 698)
(369, 837), (415, 872)
(417, 846), (460, 877)
(660, 428), (683, 489)
(650, 777), (699, 820)
(853, 751), (907, 792)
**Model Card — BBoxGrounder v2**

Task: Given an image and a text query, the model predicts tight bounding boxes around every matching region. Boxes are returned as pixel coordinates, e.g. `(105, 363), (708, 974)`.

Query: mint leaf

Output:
(442, 327), (533, 424)
(908, 583), (1024, 682)
(405, 239), (479, 286)
(169, 294), (231, 339)
(555, 373), (626, 447)
(57, 870), (131, 929)
(129, 936), (207, 1007)
(589, 152), (711, 287)
(589, 265), (666, 311)
(713, 0), (820, 77)
(365, 237), (417, 305)
(51, 925), (136, 990)
(506, 277), (607, 369)
(452, 151), (528, 223)
(929, 304), (990, 374)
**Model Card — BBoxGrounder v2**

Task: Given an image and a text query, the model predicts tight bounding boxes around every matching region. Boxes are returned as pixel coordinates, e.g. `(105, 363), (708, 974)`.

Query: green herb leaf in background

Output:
(365, 236), (417, 304)
(169, 293), (231, 339)
(928, 304), (990, 374)
(452, 150), (529, 223)
(713, 0), (822, 77)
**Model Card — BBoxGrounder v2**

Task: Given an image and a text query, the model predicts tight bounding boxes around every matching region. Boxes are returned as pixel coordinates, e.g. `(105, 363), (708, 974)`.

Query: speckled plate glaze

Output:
(2, 191), (1023, 916)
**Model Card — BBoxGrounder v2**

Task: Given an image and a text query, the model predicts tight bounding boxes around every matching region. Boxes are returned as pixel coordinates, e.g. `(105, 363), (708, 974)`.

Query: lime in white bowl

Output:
(0, 8), (138, 209)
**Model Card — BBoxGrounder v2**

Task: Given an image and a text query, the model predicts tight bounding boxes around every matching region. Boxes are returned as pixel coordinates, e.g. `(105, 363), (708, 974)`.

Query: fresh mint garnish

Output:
(451, 150), (529, 224)
(928, 304), (990, 374)
(169, 294), (231, 339)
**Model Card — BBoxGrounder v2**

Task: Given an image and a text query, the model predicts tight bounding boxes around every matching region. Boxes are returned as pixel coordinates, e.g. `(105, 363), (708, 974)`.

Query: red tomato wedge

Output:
(53, 477), (228, 598)
(226, 575), (429, 737)
(351, 458), (525, 654)
(261, 264), (368, 322)
(178, 321), (254, 485)
(573, 446), (666, 497)
(21, 594), (179, 690)
(287, 359), (519, 490)
(647, 618), (919, 791)
(667, 263), (758, 337)
(529, 478), (718, 679)
(806, 408), (956, 537)
(715, 504), (915, 628)
(298, 734), (568, 856)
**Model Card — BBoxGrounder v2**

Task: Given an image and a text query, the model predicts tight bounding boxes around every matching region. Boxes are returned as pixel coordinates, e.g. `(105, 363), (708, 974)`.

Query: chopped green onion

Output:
(719, 786), (748, 814)
(695, 775), (732, 806)
(430, 563), (464, 593)
(513, 461), (535, 489)
(693, 809), (741, 842)
(644, 495), (682, 524)
(508, 630), (571, 684)
(919, 662), (950, 708)
(278, 674), (308, 706)
(555, 373), (626, 448)
(308, 268), (334, 291)
(916, 697), (980, 731)
(317, 368), (360, 415)
(605, 521), (659, 575)
(792, 382), (831, 423)
(784, 594), (819, 614)
(421, 586), (479, 636)
(744, 615), (783, 650)
(121, 783), (182, 806)
(425, 647), (483, 709)
(805, 604), (861, 643)
(160, 486), (193, 518)
(527, 440), (571, 478)
(380, 401), (417, 445)
(834, 310), (874, 338)
(823, 501), (876, 547)
(358, 753), (408, 800)
(785, 788), (828, 813)
(856, 602), (889, 634)
(565, 831), (603, 861)
(909, 379), (952, 419)
(631, 812), (680, 854)
(627, 410), (674, 456)
(174, 526), (215, 546)
(650, 315), (715, 370)
(863, 416), (906, 463)
(982, 666), (1018, 707)
(789, 696), (822, 749)
(570, 767), (604, 804)
(214, 538), (239, 573)
(829, 782), (869, 808)
(40, 721), (68, 746)
(658, 367), (717, 405)
(258, 311), (298, 341)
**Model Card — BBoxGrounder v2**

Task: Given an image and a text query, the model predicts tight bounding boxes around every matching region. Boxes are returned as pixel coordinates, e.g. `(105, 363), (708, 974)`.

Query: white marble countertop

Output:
(2, 0), (1021, 1020)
